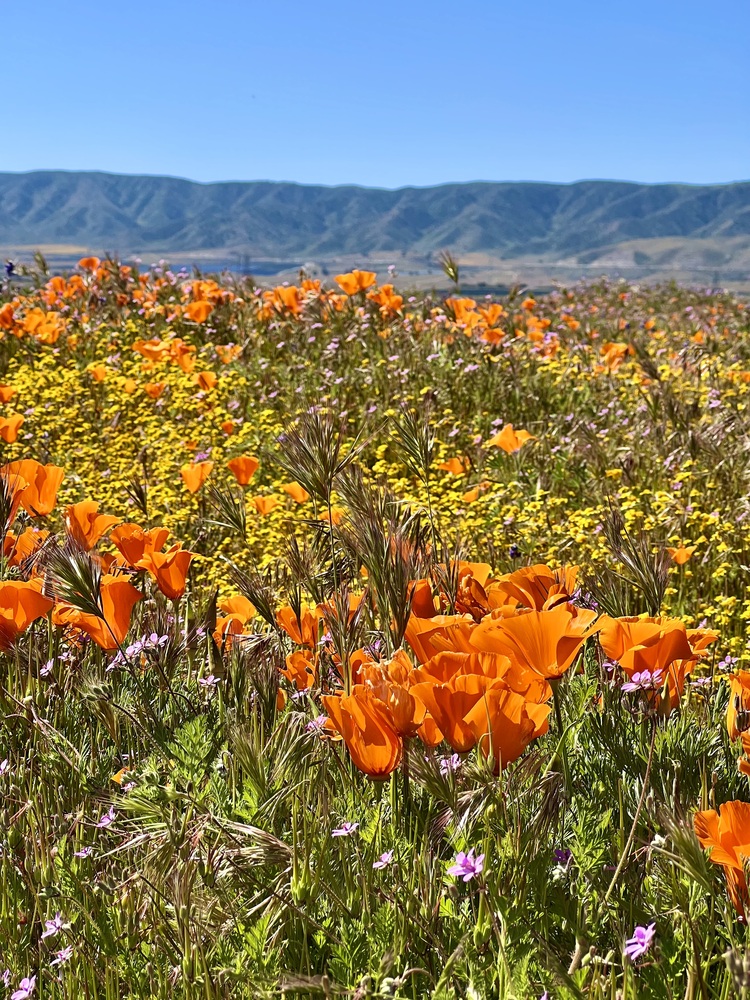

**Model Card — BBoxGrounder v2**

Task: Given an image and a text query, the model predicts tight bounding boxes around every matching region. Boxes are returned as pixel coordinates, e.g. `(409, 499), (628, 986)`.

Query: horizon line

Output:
(1, 168), (748, 191)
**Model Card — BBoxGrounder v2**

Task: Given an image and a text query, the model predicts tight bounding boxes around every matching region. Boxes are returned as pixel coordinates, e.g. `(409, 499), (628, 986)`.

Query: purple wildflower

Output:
(622, 669), (664, 693)
(40, 913), (63, 939)
(198, 674), (219, 689)
(332, 822), (359, 837)
(50, 946), (73, 967)
(624, 922), (656, 961)
(439, 753), (462, 776)
(11, 976), (36, 1000)
(447, 848), (485, 882)
(96, 806), (116, 829)
(74, 846), (93, 859)
(373, 851), (394, 870)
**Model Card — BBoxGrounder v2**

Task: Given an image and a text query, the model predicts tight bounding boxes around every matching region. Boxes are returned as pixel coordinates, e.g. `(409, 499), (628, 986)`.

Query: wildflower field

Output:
(4, 257), (750, 998)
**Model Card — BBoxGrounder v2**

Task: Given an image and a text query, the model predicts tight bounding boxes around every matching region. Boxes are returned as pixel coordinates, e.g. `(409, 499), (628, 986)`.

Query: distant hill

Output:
(1, 170), (749, 287)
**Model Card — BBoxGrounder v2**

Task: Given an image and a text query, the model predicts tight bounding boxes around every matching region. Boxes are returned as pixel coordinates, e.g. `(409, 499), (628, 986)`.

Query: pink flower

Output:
(40, 912), (63, 939)
(11, 976), (36, 1000)
(332, 822), (359, 837)
(447, 848), (485, 882)
(96, 806), (115, 829)
(373, 851), (394, 870)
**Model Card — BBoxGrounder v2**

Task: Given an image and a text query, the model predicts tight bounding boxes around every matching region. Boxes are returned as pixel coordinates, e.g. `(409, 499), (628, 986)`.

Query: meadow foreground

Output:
(1, 259), (750, 998)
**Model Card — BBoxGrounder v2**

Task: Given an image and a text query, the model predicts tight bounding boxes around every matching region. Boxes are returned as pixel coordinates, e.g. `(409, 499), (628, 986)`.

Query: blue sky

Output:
(3, 0), (747, 187)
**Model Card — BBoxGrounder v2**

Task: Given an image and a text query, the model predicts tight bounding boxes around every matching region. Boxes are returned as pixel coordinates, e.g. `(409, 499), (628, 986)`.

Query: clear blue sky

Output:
(3, 0), (747, 188)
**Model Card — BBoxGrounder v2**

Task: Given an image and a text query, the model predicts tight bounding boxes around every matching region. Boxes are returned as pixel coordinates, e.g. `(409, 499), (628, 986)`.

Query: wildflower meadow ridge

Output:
(3, 255), (750, 998)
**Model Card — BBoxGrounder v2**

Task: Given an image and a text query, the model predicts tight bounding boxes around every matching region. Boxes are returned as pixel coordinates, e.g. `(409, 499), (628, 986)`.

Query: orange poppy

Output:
(322, 687), (402, 778)
(334, 270), (377, 295)
(2, 526), (48, 568)
(599, 615), (712, 706)
(185, 300), (213, 323)
(727, 672), (750, 741)
(405, 612), (474, 664)
(485, 424), (535, 453)
(695, 801), (750, 915)
(227, 455), (260, 485)
(492, 563), (579, 612)
(110, 523), (170, 566)
(667, 545), (696, 566)
(0, 385), (17, 403)
(281, 482), (310, 503)
(181, 461), (214, 493)
(144, 382), (166, 399)
(438, 457), (470, 475)
(276, 604), (321, 648)
(136, 545), (192, 600)
(470, 603), (599, 679)
(89, 365), (107, 382)
(65, 501), (119, 550)
(0, 580), (54, 650)
(0, 460), (64, 517)
(282, 649), (317, 691)
(219, 594), (256, 621)
(410, 673), (545, 771)
(253, 495), (279, 515)
(221, 420), (235, 435)
(0, 414), (24, 443)
(53, 574), (142, 651)
(78, 256), (101, 272)
(122, 378), (138, 394)
(194, 371), (218, 391)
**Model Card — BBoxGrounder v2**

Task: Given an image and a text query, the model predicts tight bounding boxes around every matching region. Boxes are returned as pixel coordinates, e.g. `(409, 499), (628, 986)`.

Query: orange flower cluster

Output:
(0, 458), (195, 652)
(268, 562), (720, 781)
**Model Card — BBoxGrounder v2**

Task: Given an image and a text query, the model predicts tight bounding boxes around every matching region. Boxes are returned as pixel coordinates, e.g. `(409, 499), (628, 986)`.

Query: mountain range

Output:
(1, 170), (749, 287)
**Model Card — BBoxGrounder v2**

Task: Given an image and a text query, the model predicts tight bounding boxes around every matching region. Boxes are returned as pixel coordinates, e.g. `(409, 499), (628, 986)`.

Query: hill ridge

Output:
(1, 170), (749, 262)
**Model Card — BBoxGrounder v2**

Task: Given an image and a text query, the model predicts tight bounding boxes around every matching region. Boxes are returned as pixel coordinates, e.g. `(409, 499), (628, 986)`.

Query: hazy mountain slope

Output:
(0, 171), (748, 258)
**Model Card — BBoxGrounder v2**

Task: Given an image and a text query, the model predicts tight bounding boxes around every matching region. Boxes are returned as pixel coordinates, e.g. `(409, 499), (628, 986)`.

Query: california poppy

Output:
(185, 300), (213, 323)
(0, 385), (16, 403)
(227, 455), (259, 485)
(485, 425), (535, 453)
(0, 414), (24, 443)
(78, 256), (101, 272)
(727, 672), (750, 740)
(276, 604), (321, 648)
(136, 545), (192, 600)
(492, 563), (579, 612)
(282, 649), (317, 691)
(667, 545), (696, 566)
(322, 687), (402, 778)
(0, 580), (54, 650)
(54, 575), (142, 651)
(438, 457), (470, 475)
(0, 460), (64, 517)
(194, 371), (218, 391)
(65, 501), (119, 550)
(181, 461), (214, 494)
(410, 673), (545, 771)
(2, 526), (48, 568)
(694, 801), (750, 915)
(334, 270), (377, 295)
(470, 603), (599, 679)
(110, 523), (170, 566)
(144, 382), (166, 399)
(253, 495), (279, 515)
(599, 615), (710, 706)
(281, 482), (310, 503)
